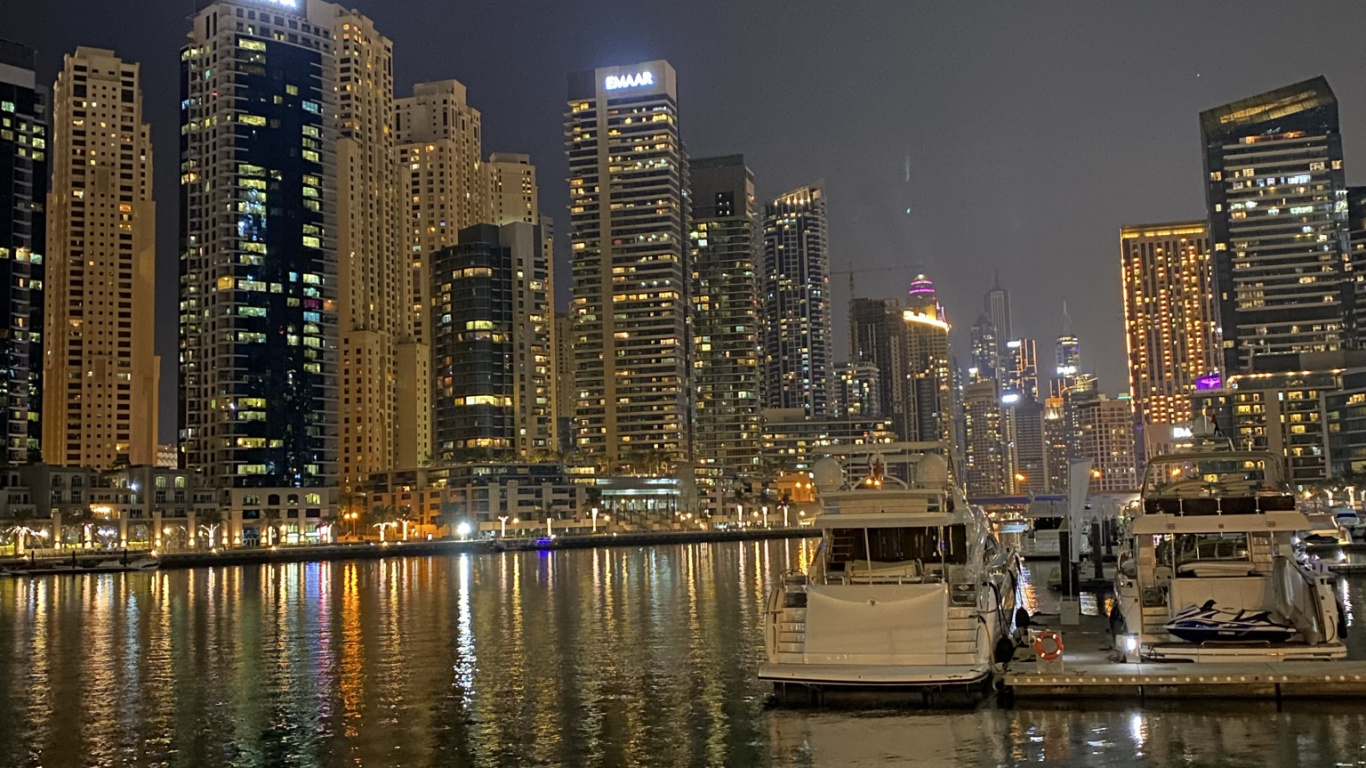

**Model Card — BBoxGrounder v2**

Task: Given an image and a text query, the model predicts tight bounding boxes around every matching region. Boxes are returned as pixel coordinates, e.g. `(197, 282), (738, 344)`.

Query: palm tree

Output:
(315, 511), (340, 543)
(65, 506), (94, 550)
(8, 506), (39, 556)
(370, 504), (398, 542)
(397, 505), (416, 541)
(262, 508), (282, 547)
(198, 507), (224, 549)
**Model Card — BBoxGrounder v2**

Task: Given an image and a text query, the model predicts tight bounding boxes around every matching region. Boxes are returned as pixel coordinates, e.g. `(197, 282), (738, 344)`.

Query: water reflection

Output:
(0, 538), (1364, 767)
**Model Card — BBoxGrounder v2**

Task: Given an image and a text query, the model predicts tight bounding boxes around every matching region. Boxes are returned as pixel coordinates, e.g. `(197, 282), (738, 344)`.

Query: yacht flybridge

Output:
(1112, 447), (1346, 662)
(759, 443), (1021, 690)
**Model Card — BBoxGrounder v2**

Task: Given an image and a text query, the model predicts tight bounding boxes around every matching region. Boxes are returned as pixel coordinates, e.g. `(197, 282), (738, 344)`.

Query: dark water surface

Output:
(1, 539), (1365, 767)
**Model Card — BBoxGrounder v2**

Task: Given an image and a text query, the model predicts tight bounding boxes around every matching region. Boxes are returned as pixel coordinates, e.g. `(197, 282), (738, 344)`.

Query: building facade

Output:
(903, 283), (954, 445)
(553, 311), (574, 454)
(395, 79), (487, 467)
(760, 408), (895, 471)
(1120, 221), (1218, 457)
(0, 40), (46, 465)
(763, 182), (832, 417)
(1051, 303), (1080, 399)
(850, 298), (908, 436)
(180, 1), (340, 508)
(1073, 394), (1138, 493)
(834, 361), (881, 419)
(690, 155), (762, 471)
(1201, 77), (1353, 374)
(431, 222), (550, 460)
(962, 379), (1008, 497)
(331, 9), (403, 490)
(566, 61), (691, 465)
(44, 47), (159, 468)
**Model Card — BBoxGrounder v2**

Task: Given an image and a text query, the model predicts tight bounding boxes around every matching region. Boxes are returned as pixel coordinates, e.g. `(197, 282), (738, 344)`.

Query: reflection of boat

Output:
(760, 443), (1021, 690)
(1164, 600), (1295, 644)
(12, 552), (160, 576)
(1111, 438), (1346, 662)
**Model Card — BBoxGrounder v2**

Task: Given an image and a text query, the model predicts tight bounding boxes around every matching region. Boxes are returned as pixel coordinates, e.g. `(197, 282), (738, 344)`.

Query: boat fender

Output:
(1034, 630), (1064, 661)
(994, 635), (1015, 665)
(1014, 607), (1031, 630)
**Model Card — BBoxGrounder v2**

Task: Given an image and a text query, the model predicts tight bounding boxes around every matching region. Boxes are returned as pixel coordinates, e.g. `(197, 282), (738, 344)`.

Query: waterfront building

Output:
(396, 79), (487, 466)
(962, 379), (1009, 497)
(1051, 303), (1080, 398)
(763, 182), (832, 417)
(364, 462), (589, 535)
(760, 408), (895, 471)
(0, 40), (47, 465)
(1072, 393), (1139, 493)
(553, 311), (574, 454)
(1201, 77), (1353, 374)
(43, 47), (158, 468)
(330, 9), (405, 490)
(566, 60), (691, 465)
(1120, 221), (1218, 458)
(431, 222), (550, 460)
(180, 1), (342, 523)
(487, 152), (537, 225)
(903, 278), (954, 444)
(850, 297), (908, 436)
(834, 362), (881, 419)
(690, 155), (762, 471)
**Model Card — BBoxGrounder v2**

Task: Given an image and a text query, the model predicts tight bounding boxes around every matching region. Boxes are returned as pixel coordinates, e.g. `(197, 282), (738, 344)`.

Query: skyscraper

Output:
(431, 222), (549, 459)
(395, 79), (486, 467)
(553, 311), (574, 454)
(690, 155), (761, 471)
(1121, 221), (1218, 455)
(969, 313), (998, 382)
(1201, 77), (1352, 373)
(902, 275), (954, 444)
(850, 297), (908, 437)
(44, 47), (158, 468)
(0, 40), (46, 465)
(1003, 338), (1038, 401)
(1074, 394), (1139, 493)
(1051, 302), (1080, 398)
(984, 275), (1011, 373)
(962, 379), (1008, 497)
(485, 152), (554, 456)
(333, 9), (402, 490)
(566, 61), (690, 465)
(834, 361), (881, 418)
(180, 1), (339, 514)
(763, 182), (832, 417)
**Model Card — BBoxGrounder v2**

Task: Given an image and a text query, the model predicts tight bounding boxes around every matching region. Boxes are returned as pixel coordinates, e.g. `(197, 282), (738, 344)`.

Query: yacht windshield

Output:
(830, 525), (969, 565)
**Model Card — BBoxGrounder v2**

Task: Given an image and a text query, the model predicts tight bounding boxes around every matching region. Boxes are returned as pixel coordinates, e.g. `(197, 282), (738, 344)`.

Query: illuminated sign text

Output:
(605, 72), (655, 90)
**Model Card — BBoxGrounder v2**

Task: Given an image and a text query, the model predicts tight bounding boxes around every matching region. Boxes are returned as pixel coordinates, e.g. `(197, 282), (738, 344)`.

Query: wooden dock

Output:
(1003, 613), (1366, 699)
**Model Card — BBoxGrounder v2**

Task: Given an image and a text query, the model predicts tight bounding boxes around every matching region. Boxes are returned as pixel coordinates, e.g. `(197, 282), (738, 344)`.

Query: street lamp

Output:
(456, 521), (472, 540)
(761, 505), (769, 528)
(591, 506), (599, 534)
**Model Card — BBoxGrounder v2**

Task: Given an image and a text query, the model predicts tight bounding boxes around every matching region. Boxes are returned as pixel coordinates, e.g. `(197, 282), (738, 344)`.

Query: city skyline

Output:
(15, 3), (1366, 438)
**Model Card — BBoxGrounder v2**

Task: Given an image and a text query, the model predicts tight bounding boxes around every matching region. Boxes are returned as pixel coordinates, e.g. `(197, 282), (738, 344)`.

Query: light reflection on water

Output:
(0, 540), (1365, 767)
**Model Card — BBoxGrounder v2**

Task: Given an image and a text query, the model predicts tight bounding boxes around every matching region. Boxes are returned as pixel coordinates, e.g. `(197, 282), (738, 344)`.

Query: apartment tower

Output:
(44, 47), (159, 467)
(690, 155), (762, 470)
(763, 182), (833, 417)
(0, 40), (46, 464)
(180, 1), (340, 510)
(566, 60), (691, 466)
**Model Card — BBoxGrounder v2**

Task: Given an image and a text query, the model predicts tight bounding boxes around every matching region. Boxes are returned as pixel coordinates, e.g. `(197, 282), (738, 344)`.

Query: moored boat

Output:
(759, 443), (1022, 691)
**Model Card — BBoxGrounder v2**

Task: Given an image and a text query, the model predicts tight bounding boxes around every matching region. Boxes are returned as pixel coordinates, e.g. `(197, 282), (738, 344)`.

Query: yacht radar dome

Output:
(916, 452), (949, 488)
(811, 457), (844, 494)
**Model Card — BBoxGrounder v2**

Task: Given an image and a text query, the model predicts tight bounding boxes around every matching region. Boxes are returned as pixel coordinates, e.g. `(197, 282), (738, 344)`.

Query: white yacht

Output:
(759, 443), (1021, 690)
(1111, 446), (1346, 662)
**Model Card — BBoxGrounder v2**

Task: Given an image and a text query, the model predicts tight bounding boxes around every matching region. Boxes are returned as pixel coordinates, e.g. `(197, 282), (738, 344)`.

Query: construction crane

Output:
(829, 263), (914, 300)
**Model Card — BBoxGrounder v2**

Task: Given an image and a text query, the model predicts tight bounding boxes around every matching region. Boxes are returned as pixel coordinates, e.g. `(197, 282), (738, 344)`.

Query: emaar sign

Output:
(605, 71), (655, 90)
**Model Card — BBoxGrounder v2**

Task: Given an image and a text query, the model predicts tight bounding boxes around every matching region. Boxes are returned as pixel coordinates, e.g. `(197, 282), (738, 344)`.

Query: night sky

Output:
(11, 1), (1366, 440)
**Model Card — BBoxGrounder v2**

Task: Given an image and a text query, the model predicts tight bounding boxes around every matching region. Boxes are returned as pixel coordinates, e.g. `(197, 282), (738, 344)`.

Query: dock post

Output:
(1059, 531), (1075, 596)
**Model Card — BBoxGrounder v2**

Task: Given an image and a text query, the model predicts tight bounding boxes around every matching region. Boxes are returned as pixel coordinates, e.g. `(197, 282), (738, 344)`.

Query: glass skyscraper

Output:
(0, 39), (46, 465)
(1201, 76), (1352, 373)
(180, 2), (338, 521)
(763, 182), (832, 417)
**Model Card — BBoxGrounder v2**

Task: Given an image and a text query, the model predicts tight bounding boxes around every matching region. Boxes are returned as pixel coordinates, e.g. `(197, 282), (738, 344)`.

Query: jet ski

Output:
(1164, 600), (1295, 644)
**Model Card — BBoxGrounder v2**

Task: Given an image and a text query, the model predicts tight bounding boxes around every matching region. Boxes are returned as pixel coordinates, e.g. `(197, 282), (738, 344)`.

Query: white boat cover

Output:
(803, 583), (948, 665)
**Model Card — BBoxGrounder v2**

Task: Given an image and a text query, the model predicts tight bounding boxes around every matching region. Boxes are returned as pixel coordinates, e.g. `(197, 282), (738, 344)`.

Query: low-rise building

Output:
(760, 408), (896, 471)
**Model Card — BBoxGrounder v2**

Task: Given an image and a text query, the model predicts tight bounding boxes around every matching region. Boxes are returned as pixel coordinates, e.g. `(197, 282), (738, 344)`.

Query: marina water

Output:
(1, 539), (1365, 767)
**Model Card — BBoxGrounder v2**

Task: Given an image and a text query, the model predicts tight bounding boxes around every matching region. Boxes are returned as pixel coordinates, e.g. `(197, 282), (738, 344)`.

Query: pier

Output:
(1003, 612), (1366, 699)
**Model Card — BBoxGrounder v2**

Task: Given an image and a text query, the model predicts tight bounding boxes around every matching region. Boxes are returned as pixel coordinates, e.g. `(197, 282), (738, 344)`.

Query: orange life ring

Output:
(1034, 630), (1064, 661)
